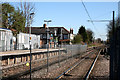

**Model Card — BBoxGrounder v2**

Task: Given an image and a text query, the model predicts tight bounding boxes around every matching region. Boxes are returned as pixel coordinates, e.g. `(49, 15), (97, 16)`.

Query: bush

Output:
(72, 34), (82, 44)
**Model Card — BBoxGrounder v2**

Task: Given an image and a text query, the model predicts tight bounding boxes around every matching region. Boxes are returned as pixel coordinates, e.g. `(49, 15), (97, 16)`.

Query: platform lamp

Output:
(29, 12), (34, 80)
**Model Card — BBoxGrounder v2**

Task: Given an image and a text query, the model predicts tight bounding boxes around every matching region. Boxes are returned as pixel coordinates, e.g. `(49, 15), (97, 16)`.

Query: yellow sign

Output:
(26, 63), (29, 66)
(30, 37), (31, 40)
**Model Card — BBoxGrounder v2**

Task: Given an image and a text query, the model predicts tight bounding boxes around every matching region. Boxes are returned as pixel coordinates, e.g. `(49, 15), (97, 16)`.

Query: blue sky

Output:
(10, 2), (118, 41)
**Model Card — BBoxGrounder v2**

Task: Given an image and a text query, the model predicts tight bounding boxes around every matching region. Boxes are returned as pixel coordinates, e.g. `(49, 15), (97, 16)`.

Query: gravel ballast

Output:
(90, 54), (109, 80)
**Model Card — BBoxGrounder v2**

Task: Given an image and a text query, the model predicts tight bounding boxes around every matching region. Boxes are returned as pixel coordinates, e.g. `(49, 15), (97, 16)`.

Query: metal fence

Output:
(39, 44), (87, 73)
(60, 44), (87, 58)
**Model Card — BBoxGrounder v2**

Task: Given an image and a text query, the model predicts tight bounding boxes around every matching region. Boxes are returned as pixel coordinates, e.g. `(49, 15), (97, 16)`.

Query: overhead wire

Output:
(81, 0), (102, 38)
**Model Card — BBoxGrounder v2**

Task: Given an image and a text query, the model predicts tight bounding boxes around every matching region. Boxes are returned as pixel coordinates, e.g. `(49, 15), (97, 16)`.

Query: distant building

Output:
(25, 24), (72, 48)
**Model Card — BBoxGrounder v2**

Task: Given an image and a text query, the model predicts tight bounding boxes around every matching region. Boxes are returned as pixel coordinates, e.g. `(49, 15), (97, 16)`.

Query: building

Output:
(0, 28), (13, 51)
(17, 32), (40, 50)
(26, 24), (73, 48)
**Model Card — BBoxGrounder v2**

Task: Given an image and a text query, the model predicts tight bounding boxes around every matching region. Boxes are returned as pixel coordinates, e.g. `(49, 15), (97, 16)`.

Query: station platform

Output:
(0, 48), (59, 57)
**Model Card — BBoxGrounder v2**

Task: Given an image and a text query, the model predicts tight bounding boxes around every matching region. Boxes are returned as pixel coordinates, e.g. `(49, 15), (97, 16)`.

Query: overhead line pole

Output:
(87, 20), (111, 22)
(112, 11), (115, 35)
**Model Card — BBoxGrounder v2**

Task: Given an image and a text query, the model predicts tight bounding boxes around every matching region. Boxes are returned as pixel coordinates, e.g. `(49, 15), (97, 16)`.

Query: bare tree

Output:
(18, 2), (35, 29)
(107, 19), (119, 40)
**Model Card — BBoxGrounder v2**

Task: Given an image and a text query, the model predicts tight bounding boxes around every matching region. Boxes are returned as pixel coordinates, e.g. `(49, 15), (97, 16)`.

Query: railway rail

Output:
(55, 47), (102, 80)
(2, 46), (103, 80)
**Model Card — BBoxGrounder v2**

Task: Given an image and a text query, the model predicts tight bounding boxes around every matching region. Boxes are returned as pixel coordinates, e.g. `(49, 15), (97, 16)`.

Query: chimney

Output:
(43, 24), (47, 28)
(70, 28), (73, 34)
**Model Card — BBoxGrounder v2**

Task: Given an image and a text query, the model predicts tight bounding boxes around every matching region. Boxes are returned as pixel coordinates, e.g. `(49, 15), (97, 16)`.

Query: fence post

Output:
(65, 45), (67, 61)
(71, 45), (73, 59)
(46, 44), (49, 72)
(58, 45), (60, 67)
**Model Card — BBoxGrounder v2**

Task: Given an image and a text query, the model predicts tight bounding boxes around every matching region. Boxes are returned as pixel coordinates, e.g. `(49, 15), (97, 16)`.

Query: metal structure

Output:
(0, 28), (13, 52)
(118, 1), (120, 27)
(110, 26), (120, 80)
(0, 28), (40, 52)
(17, 32), (40, 50)
(110, 5), (120, 79)
(2, 44), (88, 80)
(29, 12), (34, 80)
(55, 45), (101, 80)
(44, 20), (51, 72)
(87, 20), (111, 22)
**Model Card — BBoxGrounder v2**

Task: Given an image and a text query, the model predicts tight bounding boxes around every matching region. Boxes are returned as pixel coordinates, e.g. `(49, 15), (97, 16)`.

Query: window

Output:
(63, 34), (68, 39)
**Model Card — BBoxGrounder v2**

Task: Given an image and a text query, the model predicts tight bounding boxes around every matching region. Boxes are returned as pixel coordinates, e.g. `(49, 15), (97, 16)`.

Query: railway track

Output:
(2, 47), (101, 80)
(55, 47), (102, 80)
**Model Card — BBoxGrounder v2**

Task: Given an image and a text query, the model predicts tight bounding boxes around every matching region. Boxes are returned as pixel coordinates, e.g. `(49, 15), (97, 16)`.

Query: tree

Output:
(78, 26), (88, 42)
(97, 38), (101, 43)
(2, 3), (26, 35)
(107, 19), (119, 40)
(18, 2), (35, 29)
(12, 10), (26, 33)
(2, 3), (15, 29)
(86, 29), (94, 43)
(72, 34), (83, 44)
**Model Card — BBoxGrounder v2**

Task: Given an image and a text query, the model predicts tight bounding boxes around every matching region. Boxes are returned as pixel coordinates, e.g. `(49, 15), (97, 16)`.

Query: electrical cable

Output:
(81, 0), (102, 37)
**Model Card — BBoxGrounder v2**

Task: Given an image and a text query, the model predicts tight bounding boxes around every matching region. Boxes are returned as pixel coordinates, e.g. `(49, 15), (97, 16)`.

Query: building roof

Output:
(25, 27), (70, 35)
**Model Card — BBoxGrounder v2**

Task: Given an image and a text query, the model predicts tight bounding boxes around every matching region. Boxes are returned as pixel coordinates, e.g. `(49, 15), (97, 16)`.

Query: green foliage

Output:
(2, 3), (26, 35)
(86, 29), (94, 43)
(78, 26), (88, 42)
(2, 3), (15, 29)
(97, 38), (101, 43)
(12, 10), (26, 33)
(72, 34), (82, 44)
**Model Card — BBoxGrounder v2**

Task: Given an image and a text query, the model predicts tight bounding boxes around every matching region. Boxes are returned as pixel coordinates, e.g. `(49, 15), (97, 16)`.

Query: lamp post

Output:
(29, 12), (34, 80)
(44, 20), (51, 72)
(44, 20), (52, 48)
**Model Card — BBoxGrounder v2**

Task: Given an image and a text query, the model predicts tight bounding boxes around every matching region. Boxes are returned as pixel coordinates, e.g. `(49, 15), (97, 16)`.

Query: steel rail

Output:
(55, 49), (98, 80)
(84, 49), (102, 80)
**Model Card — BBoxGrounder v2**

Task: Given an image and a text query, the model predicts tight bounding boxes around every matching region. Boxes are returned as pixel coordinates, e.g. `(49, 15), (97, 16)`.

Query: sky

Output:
(9, 2), (119, 41)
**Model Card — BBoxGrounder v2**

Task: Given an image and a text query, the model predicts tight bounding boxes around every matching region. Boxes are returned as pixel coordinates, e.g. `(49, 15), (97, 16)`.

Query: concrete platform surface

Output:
(0, 48), (60, 57)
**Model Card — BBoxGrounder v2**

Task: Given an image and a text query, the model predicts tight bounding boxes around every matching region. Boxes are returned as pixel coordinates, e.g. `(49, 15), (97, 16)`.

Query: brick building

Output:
(26, 24), (73, 48)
